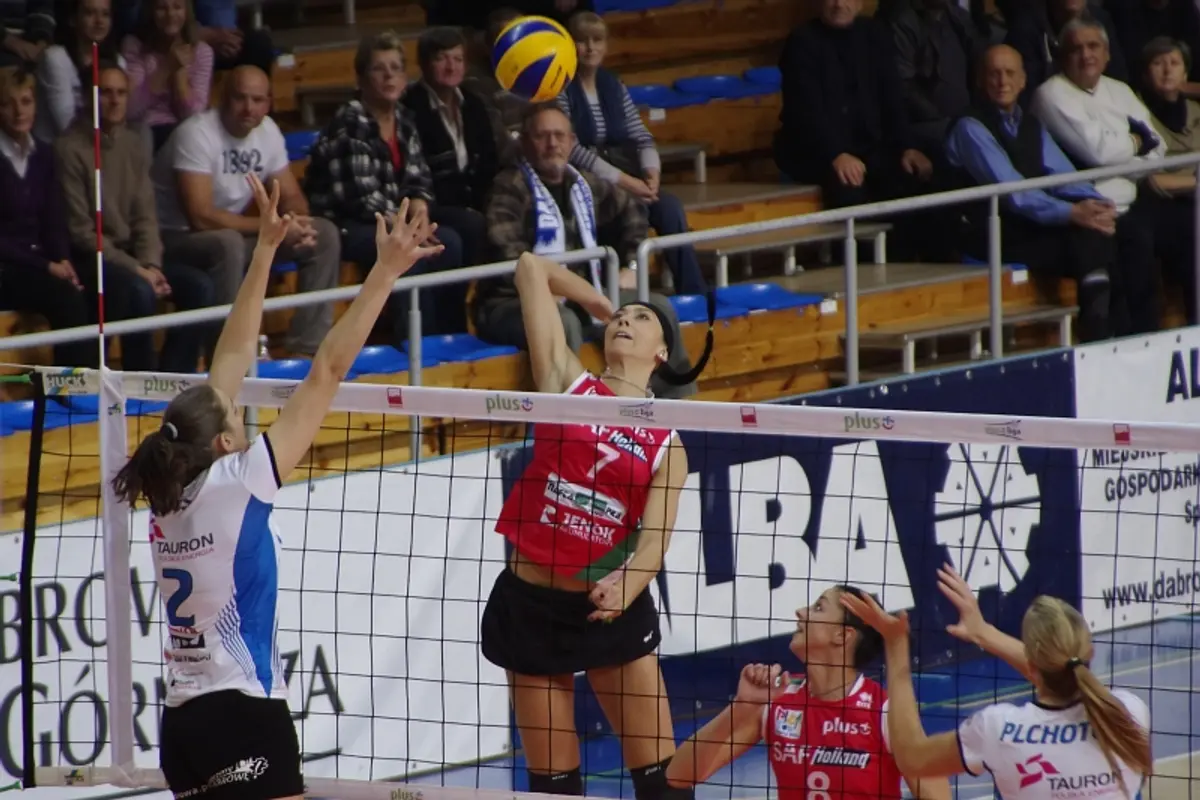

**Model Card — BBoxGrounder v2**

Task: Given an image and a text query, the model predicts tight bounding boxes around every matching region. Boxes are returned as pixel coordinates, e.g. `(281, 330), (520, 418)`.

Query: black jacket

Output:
(775, 17), (919, 180)
(402, 81), (500, 212)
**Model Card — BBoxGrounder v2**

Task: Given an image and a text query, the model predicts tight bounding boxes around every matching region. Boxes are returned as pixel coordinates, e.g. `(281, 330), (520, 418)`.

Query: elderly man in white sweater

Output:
(1032, 17), (1185, 333)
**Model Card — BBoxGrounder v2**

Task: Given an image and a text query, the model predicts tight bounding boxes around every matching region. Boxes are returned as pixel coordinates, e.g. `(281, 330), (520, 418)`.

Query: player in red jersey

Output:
(667, 585), (950, 800)
(480, 252), (714, 800)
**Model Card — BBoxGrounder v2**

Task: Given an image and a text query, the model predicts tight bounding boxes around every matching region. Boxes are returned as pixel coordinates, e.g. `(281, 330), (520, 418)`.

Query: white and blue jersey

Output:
(957, 690), (1150, 800)
(149, 435), (287, 707)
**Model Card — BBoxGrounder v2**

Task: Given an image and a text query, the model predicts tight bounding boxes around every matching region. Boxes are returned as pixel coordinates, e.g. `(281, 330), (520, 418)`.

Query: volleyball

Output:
(492, 15), (578, 103)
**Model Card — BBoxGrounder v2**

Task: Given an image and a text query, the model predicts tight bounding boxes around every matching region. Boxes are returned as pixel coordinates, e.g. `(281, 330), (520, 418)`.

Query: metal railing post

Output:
(604, 248), (621, 308)
(988, 196), (1004, 360)
(636, 239), (654, 304)
(844, 218), (859, 386)
(409, 288), (422, 458)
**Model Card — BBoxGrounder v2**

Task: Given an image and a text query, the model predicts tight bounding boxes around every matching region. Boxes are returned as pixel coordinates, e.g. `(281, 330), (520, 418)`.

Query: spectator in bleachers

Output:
(56, 60), (214, 371)
(776, 0), (937, 259)
(306, 31), (468, 338)
(153, 65), (339, 357)
(1006, 0), (1128, 104)
(0, 0), (54, 68)
(108, 0), (272, 73)
(0, 68), (94, 367)
(120, 0), (213, 152)
(1140, 37), (1198, 317)
(946, 45), (1117, 341)
(476, 103), (697, 398)
(191, 0), (274, 76)
(1110, 0), (1200, 83)
(1142, 37), (1200, 194)
(559, 11), (706, 295)
(36, 0), (121, 140)
(1032, 18), (1190, 331)
(402, 26), (497, 269)
(889, 0), (986, 152)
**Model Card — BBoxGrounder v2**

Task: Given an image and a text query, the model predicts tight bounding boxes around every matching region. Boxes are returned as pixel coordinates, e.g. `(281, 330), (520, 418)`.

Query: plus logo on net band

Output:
(1017, 754), (1060, 788)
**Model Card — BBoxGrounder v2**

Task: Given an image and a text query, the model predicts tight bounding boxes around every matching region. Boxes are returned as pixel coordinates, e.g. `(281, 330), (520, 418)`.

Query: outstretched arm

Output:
(264, 201), (443, 481)
(513, 252), (614, 394)
(841, 594), (967, 779)
(938, 565), (1032, 680)
(207, 174), (285, 401)
(667, 664), (784, 789)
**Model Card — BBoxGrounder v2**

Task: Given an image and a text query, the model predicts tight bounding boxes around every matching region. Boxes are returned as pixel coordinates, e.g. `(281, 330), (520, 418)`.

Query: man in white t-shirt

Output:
(1032, 18), (1189, 336)
(154, 66), (340, 356)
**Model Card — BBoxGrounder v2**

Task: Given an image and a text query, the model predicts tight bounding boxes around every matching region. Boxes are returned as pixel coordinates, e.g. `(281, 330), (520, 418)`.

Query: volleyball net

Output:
(5, 362), (1200, 800)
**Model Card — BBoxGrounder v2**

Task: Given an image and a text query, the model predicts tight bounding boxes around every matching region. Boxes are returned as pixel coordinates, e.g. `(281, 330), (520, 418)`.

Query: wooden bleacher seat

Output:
(855, 305), (1078, 375)
(696, 222), (892, 286)
(658, 142), (708, 181)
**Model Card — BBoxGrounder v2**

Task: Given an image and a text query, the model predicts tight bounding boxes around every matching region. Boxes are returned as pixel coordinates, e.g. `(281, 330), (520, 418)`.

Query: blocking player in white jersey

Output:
(843, 567), (1152, 800)
(112, 174), (442, 800)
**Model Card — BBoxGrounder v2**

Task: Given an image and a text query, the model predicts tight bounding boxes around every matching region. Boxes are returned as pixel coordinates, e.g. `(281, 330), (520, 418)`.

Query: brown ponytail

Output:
(1022, 597), (1152, 792)
(111, 385), (229, 517)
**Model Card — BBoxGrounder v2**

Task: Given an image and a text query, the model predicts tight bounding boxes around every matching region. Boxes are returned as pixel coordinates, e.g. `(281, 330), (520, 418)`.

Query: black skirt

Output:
(481, 568), (662, 676)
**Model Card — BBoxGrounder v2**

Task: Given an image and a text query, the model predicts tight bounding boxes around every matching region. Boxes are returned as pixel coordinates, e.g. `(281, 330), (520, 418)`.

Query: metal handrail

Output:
(4, 153), (1200, 387)
(635, 151), (1200, 384)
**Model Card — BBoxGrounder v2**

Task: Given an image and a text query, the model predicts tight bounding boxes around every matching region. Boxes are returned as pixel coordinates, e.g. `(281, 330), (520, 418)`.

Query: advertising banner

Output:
(1074, 331), (1200, 632)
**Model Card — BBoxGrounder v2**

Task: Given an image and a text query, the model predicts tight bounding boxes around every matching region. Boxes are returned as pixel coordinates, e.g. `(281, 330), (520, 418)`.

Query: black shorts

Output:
(160, 690), (304, 800)
(480, 568), (662, 676)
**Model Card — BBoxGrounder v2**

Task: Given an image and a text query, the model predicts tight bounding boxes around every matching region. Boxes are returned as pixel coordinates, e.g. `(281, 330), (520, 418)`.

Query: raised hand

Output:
(841, 591), (909, 642)
(248, 174), (291, 250)
(735, 663), (791, 705)
(374, 198), (445, 277)
(938, 564), (988, 645)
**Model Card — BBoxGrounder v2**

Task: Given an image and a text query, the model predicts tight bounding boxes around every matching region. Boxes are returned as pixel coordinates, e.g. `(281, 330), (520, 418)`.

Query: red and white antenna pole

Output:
(92, 41), (106, 370)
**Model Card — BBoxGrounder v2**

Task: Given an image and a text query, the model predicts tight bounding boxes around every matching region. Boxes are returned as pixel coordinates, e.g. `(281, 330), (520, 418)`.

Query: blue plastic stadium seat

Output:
(271, 261), (298, 275)
(716, 283), (824, 311)
(403, 334), (519, 364)
(962, 256), (1029, 274)
(256, 358), (312, 380)
(0, 401), (32, 435)
(626, 84), (708, 109)
(345, 345), (439, 378)
(669, 294), (750, 323)
(743, 66), (782, 88)
(674, 75), (776, 100)
(45, 398), (96, 429)
(128, 399), (169, 417)
(284, 130), (319, 162)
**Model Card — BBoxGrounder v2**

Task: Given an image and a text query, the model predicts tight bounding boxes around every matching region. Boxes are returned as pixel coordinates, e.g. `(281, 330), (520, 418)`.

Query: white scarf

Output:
(521, 159), (603, 293)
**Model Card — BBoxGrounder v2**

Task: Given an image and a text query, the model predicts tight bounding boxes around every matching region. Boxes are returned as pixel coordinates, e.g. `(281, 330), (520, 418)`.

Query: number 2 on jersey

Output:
(163, 568), (195, 627)
(587, 442), (621, 481)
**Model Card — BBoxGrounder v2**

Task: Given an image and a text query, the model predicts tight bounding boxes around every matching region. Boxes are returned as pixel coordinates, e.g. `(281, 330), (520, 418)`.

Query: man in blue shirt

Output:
(946, 44), (1119, 341)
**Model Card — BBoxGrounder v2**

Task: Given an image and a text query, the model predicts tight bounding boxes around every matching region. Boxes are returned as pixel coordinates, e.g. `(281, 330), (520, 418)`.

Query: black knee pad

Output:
(527, 768), (583, 796)
(630, 758), (695, 800)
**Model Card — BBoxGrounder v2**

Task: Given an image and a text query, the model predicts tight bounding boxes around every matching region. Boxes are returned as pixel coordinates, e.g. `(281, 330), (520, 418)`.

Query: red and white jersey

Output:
(764, 674), (902, 800)
(496, 372), (676, 578)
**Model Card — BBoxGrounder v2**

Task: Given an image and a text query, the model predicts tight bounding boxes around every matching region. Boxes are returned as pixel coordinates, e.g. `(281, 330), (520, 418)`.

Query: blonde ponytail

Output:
(1022, 597), (1151, 795)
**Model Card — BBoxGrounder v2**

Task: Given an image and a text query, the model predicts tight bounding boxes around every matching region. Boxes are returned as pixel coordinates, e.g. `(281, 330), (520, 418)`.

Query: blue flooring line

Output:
(410, 615), (1200, 799)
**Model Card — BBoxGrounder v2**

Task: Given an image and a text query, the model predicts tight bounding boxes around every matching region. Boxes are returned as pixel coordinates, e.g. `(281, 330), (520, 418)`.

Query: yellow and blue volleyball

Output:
(492, 15), (578, 103)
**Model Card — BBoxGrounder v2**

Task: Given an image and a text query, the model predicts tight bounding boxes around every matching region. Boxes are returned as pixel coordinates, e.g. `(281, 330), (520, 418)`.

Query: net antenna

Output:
(89, 39), (139, 787)
(22, 367), (1200, 799)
